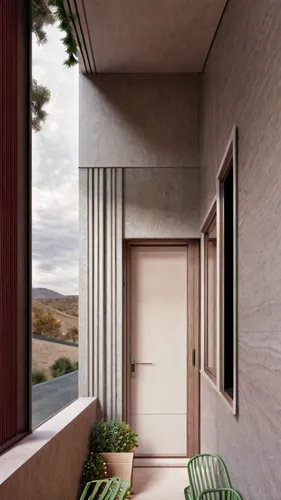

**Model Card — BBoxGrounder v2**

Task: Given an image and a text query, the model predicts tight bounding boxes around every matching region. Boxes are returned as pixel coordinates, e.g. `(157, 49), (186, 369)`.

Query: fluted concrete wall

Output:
(79, 167), (123, 420)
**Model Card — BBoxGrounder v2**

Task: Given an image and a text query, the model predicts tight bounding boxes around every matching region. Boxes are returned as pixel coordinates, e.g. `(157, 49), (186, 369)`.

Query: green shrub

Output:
(91, 420), (138, 453)
(81, 452), (106, 490)
(72, 360), (78, 371)
(50, 356), (75, 378)
(32, 370), (47, 385)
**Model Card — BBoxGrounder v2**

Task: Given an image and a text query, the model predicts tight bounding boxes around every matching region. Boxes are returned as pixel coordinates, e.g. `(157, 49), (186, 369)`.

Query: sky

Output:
(32, 21), (79, 295)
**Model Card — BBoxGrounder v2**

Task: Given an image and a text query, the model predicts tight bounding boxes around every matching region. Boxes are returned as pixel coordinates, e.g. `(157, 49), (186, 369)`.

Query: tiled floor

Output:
(132, 467), (188, 499)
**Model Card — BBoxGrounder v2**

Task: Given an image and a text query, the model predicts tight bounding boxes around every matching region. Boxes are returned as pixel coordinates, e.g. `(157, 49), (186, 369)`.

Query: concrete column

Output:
(79, 167), (123, 420)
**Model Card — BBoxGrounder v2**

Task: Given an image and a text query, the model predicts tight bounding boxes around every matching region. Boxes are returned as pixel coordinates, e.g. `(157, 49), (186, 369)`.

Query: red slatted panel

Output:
(0, 0), (19, 446)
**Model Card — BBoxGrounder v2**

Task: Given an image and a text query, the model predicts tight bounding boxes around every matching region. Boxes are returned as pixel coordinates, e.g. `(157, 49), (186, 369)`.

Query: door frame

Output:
(123, 239), (200, 457)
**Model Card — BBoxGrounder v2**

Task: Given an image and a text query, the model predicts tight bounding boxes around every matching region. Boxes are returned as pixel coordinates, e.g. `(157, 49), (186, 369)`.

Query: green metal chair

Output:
(197, 488), (243, 500)
(184, 454), (232, 500)
(80, 477), (129, 500)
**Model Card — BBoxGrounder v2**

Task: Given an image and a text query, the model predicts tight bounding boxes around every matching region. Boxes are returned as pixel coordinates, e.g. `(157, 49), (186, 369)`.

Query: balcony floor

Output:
(133, 467), (188, 499)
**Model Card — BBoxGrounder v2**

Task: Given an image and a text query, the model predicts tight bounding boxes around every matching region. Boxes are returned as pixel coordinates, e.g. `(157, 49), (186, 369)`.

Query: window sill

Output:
(0, 397), (97, 488)
(220, 390), (237, 416)
(200, 369), (218, 393)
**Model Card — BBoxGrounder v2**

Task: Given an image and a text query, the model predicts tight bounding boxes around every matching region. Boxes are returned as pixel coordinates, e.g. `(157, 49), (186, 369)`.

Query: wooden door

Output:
(126, 243), (199, 457)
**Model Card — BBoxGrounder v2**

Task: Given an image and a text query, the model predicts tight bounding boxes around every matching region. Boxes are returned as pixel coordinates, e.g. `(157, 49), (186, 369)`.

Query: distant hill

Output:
(32, 288), (65, 299)
(35, 296), (78, 317)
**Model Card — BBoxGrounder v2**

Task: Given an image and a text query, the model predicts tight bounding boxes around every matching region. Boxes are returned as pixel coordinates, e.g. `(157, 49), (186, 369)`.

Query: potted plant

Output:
(81, 452), (107, 491)
(91, 420), (138, 488)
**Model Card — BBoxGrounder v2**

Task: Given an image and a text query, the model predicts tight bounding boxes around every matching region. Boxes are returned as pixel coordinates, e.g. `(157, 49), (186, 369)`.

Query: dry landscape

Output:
(32, 295), (79, 380)
(35, 295), (78, 317)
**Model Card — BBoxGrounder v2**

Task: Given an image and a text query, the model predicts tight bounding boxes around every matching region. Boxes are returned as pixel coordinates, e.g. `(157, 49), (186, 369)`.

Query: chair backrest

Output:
(187, 454), (232, 499)
(197, 488), (243, 500)
(80, 477), (129, 500)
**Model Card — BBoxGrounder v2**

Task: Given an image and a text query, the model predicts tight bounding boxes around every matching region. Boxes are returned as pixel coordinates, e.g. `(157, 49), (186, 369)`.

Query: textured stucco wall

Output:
(124, 167), (199, 238)
(199, 1), (281, 498)
(79, 74), (199, 168)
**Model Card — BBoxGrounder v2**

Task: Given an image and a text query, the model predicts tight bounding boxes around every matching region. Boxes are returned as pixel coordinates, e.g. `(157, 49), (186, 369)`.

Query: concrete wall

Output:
(79, 74), (201, 413)
(79, 74), (199, 169)
(199, 1), (281, 498)
(124, 167), (199, 238)
(0, 399), (98, 500)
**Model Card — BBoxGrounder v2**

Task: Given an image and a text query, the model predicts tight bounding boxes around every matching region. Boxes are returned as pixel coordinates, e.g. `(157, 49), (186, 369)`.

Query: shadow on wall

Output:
(80, 74), (199, 167)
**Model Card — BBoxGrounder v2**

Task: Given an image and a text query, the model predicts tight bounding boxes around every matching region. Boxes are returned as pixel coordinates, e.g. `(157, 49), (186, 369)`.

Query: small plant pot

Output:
(101, 452), (134, 488)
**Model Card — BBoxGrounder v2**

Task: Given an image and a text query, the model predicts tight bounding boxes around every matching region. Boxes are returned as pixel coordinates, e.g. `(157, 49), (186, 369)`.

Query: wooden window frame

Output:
(200, 199), (219, 390)
(217, 127), (238, 415)
(0, 0), (31, 454)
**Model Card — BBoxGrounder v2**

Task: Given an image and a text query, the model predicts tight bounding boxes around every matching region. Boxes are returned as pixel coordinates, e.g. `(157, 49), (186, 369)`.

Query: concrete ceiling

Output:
(70, 0), (227, 73)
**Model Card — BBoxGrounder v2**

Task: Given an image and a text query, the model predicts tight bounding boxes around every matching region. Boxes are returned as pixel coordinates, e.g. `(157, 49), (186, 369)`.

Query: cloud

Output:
(32, 22), (78, 295)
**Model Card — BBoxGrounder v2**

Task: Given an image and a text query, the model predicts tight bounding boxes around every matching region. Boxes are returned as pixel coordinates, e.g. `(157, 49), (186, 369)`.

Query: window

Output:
(217, 127), (237, 414)
(32, 3), (79, 427)
(201, 201), (217, 385)
(0, 0), (31, 453)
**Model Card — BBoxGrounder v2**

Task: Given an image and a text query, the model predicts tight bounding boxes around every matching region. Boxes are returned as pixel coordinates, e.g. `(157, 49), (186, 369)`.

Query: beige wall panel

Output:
(199, 0), (281, 498)
(124, 168), (199, 238)
(79, 74), (199, 168)
(131, 414), (187, 456)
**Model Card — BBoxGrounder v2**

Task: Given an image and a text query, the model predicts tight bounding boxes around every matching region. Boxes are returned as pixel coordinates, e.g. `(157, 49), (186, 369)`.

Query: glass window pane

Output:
(32, 7), (78, 428)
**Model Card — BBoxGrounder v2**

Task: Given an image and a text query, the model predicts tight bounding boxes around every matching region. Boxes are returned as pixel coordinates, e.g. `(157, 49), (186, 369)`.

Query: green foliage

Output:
(81, 452), (107, 491)
(31, 79), (51, 132)
(47, 0), (79, 67)
(32, 0), (54, 45)
(91, 421), (138, 453)
(31, 0), (79, 133)
(32, 370), (47, 385)
(73, 361), (78, 370)
(50, 356), (76, 378)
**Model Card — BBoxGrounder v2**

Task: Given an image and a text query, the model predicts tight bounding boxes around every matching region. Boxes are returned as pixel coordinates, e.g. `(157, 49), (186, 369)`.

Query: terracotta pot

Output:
(101, 452), (134, 488)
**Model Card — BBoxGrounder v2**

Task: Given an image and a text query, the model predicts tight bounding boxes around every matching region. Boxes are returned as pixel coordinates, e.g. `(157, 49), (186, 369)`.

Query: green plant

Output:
(50, 356), (76, 378)
(91, 420), (138, 453)
(32, 370), (47, 385)
(48, 0), (79, 67)
(81, 452), (107, 491)
(73, 361), (78, 370)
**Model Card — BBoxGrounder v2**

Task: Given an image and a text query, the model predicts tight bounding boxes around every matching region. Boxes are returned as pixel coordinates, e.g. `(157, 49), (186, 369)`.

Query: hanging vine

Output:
(31, 0), (79, 131)
(47, 0), (79, 67)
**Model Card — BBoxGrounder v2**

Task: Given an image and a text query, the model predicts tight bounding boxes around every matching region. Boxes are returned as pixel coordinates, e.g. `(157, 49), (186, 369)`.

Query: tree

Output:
(66, 325), (78, 343)
(32, 308), (62, 337)
(31, 0), (79, 132)
(32, 0), (54, 132)
(32, 0), (54, 45)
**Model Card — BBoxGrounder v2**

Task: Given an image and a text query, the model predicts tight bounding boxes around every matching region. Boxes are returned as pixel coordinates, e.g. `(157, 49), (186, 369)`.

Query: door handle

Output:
(131, 358), (153, 378)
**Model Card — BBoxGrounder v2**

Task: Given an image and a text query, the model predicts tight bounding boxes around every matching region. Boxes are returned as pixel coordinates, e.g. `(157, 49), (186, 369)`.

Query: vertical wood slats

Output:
(0, 0), (19, 446)
(79, 167), (123, 420)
